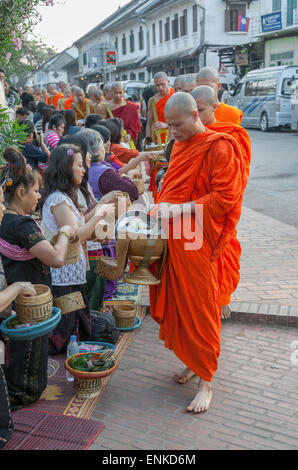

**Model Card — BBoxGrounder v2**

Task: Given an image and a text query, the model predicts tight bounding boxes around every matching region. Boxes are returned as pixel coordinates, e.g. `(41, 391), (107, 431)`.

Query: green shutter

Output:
(272, 0), (281, 11)
(287, 0), (297, 26)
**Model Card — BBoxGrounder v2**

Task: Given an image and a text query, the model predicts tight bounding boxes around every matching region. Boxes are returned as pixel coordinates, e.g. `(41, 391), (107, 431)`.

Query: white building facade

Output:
(71, 0), (298, 85)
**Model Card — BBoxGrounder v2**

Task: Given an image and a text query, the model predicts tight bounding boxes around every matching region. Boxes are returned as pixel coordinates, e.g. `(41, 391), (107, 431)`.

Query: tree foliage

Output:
(0, 0), (57, 78)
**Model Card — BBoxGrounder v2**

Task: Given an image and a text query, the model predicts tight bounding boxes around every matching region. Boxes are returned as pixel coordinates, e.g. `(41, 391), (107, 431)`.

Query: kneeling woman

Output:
(0, 184), (37, 448)
(0, 149), (72, 409)
(41, 144), (114, 354)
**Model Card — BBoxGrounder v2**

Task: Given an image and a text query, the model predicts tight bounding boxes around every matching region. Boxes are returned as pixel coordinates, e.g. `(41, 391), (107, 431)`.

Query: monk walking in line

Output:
(146, 72), (174, 145)
(71, 88), (93, 122)
(196, 67), (243, 126)
(181, 74), (197, 94)
(191, 85), (251, 320)
(150, 93), (244, 412)
(146, 72), (174, 200)
(46, 83), (64, 109)
(100, 81), (141, 149)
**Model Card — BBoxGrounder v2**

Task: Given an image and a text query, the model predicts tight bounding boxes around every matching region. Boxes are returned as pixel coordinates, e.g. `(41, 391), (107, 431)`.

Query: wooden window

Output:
(152, 23), (156, 46)
(122, 34), (127, 55)
(115, 37), (118, 52)
(272, 0), (281, 11)
(164, 17), (170, 42)
(83, 53), (87, 66)
(193, 4), (198, 33)
(172, 14), (179, 39)
(129, 30), (135, 53)
(287, 0), (297, 26)
(139, 26), (144, 50)
(159, 20), (163, 43)
(180, 9), (188, 36)
(139, 72), (145, 81)
(225, 4), (246, 32)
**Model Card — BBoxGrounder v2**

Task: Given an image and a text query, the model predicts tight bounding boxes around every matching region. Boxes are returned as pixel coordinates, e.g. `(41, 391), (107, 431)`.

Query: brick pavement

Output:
(89, 206), (298, 450)
(90, 314), (298, 450)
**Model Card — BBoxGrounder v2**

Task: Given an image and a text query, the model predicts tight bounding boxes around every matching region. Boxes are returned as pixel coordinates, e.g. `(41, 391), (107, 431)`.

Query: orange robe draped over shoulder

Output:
(206, 122), (251, 305)
(46, 92), (64, 108)
(72, 98), (92, 120)
(150, 130), (244, 382)
(64, 96), (74, 110)
(215, 103), (243, 126)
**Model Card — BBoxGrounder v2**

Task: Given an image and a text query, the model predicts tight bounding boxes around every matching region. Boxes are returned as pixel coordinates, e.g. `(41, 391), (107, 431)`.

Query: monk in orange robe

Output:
(150, 92), (244, 413)
(71, 88), (93, 121)
(46, 84), (64, 108)
(191, 85), (251, 320)
(196, 67), (243, 126)
(146, 72), (175, 200)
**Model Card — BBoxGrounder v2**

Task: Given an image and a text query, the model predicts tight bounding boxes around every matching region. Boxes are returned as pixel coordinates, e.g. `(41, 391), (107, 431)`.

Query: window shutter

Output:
(225, 10), (231, 31)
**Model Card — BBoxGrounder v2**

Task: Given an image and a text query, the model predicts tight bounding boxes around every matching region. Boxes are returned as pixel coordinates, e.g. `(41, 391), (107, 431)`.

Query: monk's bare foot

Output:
(174, 367), (196, 384)
(186, 379), (212, 413)
(221, 305), (231, 320)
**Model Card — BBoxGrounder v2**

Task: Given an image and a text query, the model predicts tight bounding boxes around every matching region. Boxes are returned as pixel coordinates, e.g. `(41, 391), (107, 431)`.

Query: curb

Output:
(141, 301), (298, 328)
(230, 302), (298, 327)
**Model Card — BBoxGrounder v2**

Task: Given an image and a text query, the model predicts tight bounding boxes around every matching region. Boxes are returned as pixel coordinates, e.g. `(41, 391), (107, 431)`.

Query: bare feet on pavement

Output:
(187, 379), (212, 413)
(221, 304), (231, 320)
(174, 367), (196, 384)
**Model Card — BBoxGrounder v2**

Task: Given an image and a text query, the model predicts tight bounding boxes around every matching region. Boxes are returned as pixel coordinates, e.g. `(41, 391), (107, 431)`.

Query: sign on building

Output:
(261, 11), (282, 33)
(235, 52), (249, 66)
(106, 51), (117, 66)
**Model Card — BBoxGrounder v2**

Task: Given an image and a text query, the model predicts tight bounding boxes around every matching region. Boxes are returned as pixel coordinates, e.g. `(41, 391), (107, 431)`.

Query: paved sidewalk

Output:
(91, 315), (298, 450)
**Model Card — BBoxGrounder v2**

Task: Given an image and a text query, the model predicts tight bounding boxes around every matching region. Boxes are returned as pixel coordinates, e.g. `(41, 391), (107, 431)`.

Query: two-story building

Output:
(253, 0), (298, 67)
(72, 0), (272, 85)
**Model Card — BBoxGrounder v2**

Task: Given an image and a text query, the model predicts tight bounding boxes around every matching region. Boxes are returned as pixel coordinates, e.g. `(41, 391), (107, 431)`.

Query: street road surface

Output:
(243, 129), (298, 228)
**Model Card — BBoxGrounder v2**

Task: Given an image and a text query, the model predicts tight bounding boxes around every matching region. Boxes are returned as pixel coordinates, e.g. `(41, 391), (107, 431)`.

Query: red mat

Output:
(2, 409), (105, 450)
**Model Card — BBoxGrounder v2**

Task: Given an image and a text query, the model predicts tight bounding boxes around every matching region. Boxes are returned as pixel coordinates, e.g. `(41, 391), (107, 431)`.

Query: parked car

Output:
(121, 80), (148, 99)
(291, 81), (298, 131)
(228, 65), (298, 131)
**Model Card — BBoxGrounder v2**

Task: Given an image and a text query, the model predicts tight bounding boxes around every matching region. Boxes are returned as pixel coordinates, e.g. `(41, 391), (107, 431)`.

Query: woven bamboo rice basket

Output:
(53, 291), (85, 315)
(94, 256), (119, 280)
(51, 234), (81, 265)
(113, 304), (136, 328)
(15, 284), (53, 324)
(73, 376), (101, 399)
(132, 178), (145, 195)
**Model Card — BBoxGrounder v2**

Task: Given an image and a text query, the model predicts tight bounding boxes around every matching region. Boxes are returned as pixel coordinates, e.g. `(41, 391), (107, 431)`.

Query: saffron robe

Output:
(46, 92), (64, 108)
(110, 101), (141, 141)
(110, 144), (139, 164)
(206, 122), (251, 305)
(64, 96), (74, 110)
(150, 130), (244, 382)
(71, 98), (93, 120)
(215, 103), (243, 126)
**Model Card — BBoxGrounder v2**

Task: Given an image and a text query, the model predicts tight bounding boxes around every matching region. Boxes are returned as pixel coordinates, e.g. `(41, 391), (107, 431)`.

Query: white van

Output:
(228, 66), (298, 131)
(121, 80), (148, 99)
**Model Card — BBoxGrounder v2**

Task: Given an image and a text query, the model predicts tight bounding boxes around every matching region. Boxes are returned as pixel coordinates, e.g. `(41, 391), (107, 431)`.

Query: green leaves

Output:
(0, 107), (29, 163)
(69, 350), (116, 373)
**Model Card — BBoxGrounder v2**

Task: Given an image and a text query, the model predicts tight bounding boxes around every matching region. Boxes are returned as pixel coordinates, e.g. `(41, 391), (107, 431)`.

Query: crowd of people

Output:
(0, 65), (250, 446)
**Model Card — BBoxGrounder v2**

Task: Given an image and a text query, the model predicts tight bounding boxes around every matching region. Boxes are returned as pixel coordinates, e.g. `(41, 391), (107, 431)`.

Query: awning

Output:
(116, 56), (147, 71)
(143, 47), (199, 67)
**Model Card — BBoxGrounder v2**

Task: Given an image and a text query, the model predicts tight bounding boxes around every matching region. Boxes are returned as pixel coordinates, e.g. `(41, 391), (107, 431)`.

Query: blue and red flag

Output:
(238, 15), (250, 32)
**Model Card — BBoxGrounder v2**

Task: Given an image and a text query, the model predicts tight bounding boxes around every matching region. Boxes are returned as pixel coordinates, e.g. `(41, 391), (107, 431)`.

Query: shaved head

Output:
(164, 92), (204, 141)
(196, 67), (219, 84)
(165, 92), (198, 115)
(181, 73), (197, 93)
(154, 71), (168, 81)
(111, 81), (124, 90)
(174, 75), (184, 93)
(153, 71), (170, 96)
(196, 67), (221, 100)
(191, 86), (217, 106)
(191, 86), (217, 125)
